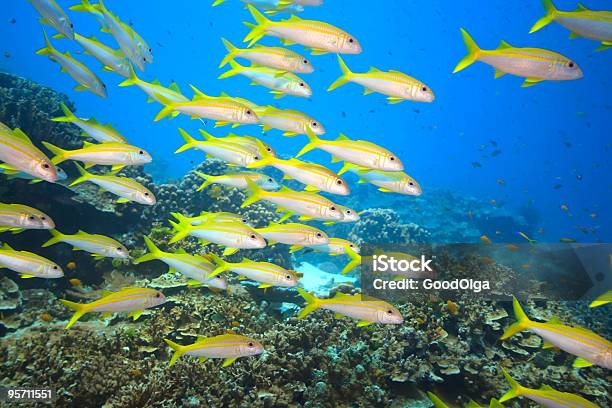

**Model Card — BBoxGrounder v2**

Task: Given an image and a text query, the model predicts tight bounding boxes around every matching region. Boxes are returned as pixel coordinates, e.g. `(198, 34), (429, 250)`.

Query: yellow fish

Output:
(194, 171), (279, 191)
(175, 129), (264, 167)
(219, 38), (313, 73)
(340, 163), (421, 195)
(60, 287), (166, 329)
(52, 103), (128, 144)
(71, 33), (130, 77)
(207, 253), (299, 289)
(29, 0), (75, 40)
(499, 367), (599, 408)
(243, 5), (362, 54)
(170, 211), (247, 226)
(453, 28), (583, 87)
(164, 334), (263, 367)
(42, 229), (129, 259)
(255, 221), (329, 248)
(329, 56), (434, 104)
(530, 0), (612, 51)
(255, 105), (324, 136)
(0, 202), (54, 233)
(296, 288), (403, 327)
(43, 141), (151, 171)
(0, 242), (63, 279)
(119, 64), (188, 107)
(501, 296), (612, 369)
(0, 124), (58, 182)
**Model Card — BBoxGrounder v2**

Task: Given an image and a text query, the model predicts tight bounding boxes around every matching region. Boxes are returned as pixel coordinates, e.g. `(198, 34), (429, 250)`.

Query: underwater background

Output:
(0, 0), (611, 407)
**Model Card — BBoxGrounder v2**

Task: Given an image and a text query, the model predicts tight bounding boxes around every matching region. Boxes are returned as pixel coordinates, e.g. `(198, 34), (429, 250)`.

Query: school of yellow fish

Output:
(0, 0), (609, 401)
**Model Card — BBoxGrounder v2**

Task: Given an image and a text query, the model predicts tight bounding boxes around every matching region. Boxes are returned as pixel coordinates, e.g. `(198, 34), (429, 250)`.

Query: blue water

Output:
(2, 0), (611, 242)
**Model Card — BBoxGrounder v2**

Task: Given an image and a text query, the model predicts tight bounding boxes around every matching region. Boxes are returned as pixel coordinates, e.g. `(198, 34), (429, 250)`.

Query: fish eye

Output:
(250, 234), (257, 239)
(42, 163), (50, 169)
(303, 59), (308, 64)
(336, 179), (343, 185)
(330, 206), (336, 211)
(248, 342), (254, 347)
(285, 275), (291, 280)
(568, 61), (575, 68)
(70, 23), (74, 28)
(346, 210), (351, 214)
(142, 57), (146, 62)
(348, 38), (354, 43)
(387, 309), (393, 314)
(266, 147), (272, 152)
(390, 156), (395, 161)
(311, 122), (317, 127)
(156, 293), (161, 298)
(148, 48), (152, 52)
(144, 192), (150, 196)
(267, 178), (273, 182)
(28, 216), (35, 220)
(316, 233), (322, 237)
(117, 247), (123, 251)
(41, 216), (46, 220)
(53, 265), (58, 270)
(242, 218), (248, 223)
(299, 83), (304, 87)
(246, 110), (252, 115)
(409, 181), (414, 185)
(254, 155), (260, 160)
(422, 86), (427, 92)
(139, 150), (144, 155)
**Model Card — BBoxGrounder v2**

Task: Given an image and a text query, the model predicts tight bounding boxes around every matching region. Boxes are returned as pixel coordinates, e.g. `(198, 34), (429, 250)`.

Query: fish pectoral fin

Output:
(521, 78), (543, 88)
(303, 185), (319, 192)
(572, 357), (594, 369)
(378, 188), (393, 193)
(387, 97), (405, 104)
(20, 274), (35, 279)
(187, 280), (202, 287)
(310, 48), (329, 55)
(298, 216), (313, 221)
(330, 156), (341, 163)
(283, 131), (298, 136)
(91, 254), (105, 260)
(215, 121), (230, 127)
(223, 247), (238, 256)
(288, 245), (302, 253)
(128, 309), (144, 321)
(116, 198), (130, 203)
(101, 312), (113, 318)
(277, 211), (294, 223)
(74, 85), (89, 91)
(541, 340), (556, 349)
(258, 284), (273, 289)
(356, 321), (374, 327)
(222, 357), (238, 367)
(363, 88), (375, 95)
(494, 69), (506, 79)
(111, 164), (125, 171)
(281, 39), (296, 46)
(237, 275), (248, 281)
(199, 239), (211, 246)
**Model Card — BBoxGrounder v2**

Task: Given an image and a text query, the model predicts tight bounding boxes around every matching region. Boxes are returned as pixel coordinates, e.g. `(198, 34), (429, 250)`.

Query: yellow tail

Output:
(219, 38), (239, 68)
(453, 28), (481, 73)
(163, 339), (186, 367)
(296, 288), (320, 319)
(134, 236), (162, 264)
(69, 163), (93, 186)
(499, 367), (525, 403)
(241, 179), (265, 208)
(175, 128), (198, 154)
(118, 63), (140, 87)
(41, 141), (67, 165)
(41, 229), (64, 247)
(295, 128), (322, 158)
(51, 103), (77, 123)
(327, 55), (353, 91)
(218, 59), (244, 80)
(529, 0), (557, 34)
(243, 5), (272, 47)
(59, 299), (87, 329)
(500, 296), (532, 340)
(194, 171), (216, 191)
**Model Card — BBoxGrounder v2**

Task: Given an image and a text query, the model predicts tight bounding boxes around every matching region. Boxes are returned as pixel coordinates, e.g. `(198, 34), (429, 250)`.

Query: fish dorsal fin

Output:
(190, 84), (209, 99)
(151, 78), (161, 85)
(11, 128), (32, 143)
(196, 335), (208, 343)
(575, 3), (588, 11)
(82, 141), (96, 148)
(175, 248), (187, 254)
(219, 91), (231, 98)
(547, 316), (562, 325)
(278, 186), (292, 193)
(76, 230), (89, 235)
(100, 289), (114, 297)
(497, 40), (512, 49)
(288, 15), (302, 22)
(1, 242), (15, 250)
(539, 385), (555, 391)
(168, 82), (181, 93)
(240, 257), (255, 263)
(336, 133), (350, 141)
(367, 66), (381, 73)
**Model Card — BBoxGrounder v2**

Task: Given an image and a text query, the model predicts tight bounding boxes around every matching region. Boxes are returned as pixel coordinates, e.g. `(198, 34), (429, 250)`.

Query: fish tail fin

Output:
(296, 287), (320, 319)
(51, 103), (76, 122)
(207, 253), (229, 277)
(41, 141), (66, 165)
(168, 220), (191, 244)
(243, 4), (271, 46)
(218, 59), (244, 79)
(327, 55), (353, 91)
(241, 179), (264, 208)
(163, 339), (186, 367)
(41, 229), (63, 248)
(118, 63), (139, 87)
(500, 296), (532, 339)
(499, 368), (525, 403)
(295, 128), (322, 158)
(154, 102), (176, 122)
(219, 38), (238, 68)
(36, 30), (55, 55)
(175, 128), (198, 153)
(246, 139), (276, 168)
(59, 299), (87, 329)
(69, 163), (93, 186)
(194, 171), (215, 191)
(134, 236), (162, 263)
(453, 28), (481, 73)
(69, 0), (95, 12)
(530, 0), (557, 33)
(211, 0), (228, 6)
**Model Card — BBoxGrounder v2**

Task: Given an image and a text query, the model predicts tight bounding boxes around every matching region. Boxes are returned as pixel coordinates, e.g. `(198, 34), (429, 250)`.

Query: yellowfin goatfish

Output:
(254, 105), (324, 136)
(244, 5), (362, 55)
(530, 0), (612, 51)
(42, 229), (129, 259)
(154, 86), (259, 125)
(164, 334), (263, 367)
(219, 38), (313, 73)
(0, 242), (63, 279)
(249, 143), (349, 195)
(501, 296), (612, 369)
(499, 367), (599, 408)
(168, 214), (266, 255)
(59, 287), (166, 329)
(329, 56), (435, 103)
(72, 33), (130, 77)
(298, 129), (404, 172)
(219, 60), (312, 99)
(94, 0), (148, 70)
(119, 65), (188, 107)
(70, 163), (156, 205)
(195, 171), (279, 191)
(340, 163), (421, 195)
(171, 211), (247, 226)
(242, 179), (344, 222)
(453, 28), (583, 87)
(119, 21), (153, 64)
(291, 237), (360, 255)
(43, 141), (151, 171)
(296, 288), (403, 327)
(590, 288), (611, 308)
(0, 203), (54, 233)
(29, 0), (75, 40)
(175, 129), (262, 167)
(36, 31), (107, 97)
(52, 103), (128, 144)
(134, 237), (228, 291)
(0, 125), (58, 182)
(207, 253), (299, 289)
(255, 221), (329, 248)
